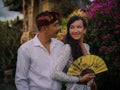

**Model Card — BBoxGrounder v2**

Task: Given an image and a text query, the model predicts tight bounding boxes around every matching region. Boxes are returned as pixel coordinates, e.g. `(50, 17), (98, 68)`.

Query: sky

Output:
(0, 0), (23, 21)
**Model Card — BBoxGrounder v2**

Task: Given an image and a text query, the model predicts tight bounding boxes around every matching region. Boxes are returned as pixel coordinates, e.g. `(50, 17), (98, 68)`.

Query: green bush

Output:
(0, 19), (22, 83)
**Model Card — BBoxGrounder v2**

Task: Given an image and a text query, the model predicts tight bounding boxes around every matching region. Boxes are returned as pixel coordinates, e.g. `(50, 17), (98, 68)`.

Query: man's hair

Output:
(36, 11), (61, 31)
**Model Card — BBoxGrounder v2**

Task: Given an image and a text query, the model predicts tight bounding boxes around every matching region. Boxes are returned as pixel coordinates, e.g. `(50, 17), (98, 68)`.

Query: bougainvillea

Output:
(85, 0), (120, 90)
(86, 0), (120, 68)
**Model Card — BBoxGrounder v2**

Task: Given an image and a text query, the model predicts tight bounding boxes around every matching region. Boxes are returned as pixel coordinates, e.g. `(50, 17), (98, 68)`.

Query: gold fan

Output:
(67, 54), (108, 76)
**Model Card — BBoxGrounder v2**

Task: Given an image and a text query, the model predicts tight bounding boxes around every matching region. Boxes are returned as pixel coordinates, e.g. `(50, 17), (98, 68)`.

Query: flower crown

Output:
(68, 9), (88, 23)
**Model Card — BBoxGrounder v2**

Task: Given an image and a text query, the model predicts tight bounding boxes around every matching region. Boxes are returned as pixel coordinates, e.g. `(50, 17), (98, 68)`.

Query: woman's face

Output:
(69, 19), (86, 41)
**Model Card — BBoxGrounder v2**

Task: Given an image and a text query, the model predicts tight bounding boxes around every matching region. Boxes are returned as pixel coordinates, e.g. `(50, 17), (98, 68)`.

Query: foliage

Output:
(56, 18), (67, 41)
(3, 0), (22, 11)
(3, 0), (77, 17)
(85, 0), (120, 90)
(50, 0), (77, 17)
(0, 18), (22, 71)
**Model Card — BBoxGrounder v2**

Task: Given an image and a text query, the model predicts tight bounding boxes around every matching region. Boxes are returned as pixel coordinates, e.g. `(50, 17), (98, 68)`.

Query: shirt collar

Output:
(33, 34), (57, 48)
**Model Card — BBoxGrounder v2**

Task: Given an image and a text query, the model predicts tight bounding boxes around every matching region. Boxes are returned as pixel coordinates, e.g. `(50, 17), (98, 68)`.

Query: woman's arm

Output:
(52, 44), (79, 82)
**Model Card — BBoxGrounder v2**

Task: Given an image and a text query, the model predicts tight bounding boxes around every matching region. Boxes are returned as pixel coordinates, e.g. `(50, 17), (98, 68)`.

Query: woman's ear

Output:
(84, 29), (86, 34)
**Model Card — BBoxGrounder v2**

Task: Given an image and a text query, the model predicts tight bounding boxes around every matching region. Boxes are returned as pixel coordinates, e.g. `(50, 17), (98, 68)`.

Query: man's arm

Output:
(15, 47), (30, 90)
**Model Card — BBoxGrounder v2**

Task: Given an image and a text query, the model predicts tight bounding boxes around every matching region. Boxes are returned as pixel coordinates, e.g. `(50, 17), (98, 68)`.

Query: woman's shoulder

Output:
(83, 43), (90, 47)
(83, 43), (90, 54)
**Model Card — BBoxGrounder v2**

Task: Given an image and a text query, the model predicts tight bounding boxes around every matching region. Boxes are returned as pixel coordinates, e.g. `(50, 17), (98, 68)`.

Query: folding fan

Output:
(67, 54), (108, 76)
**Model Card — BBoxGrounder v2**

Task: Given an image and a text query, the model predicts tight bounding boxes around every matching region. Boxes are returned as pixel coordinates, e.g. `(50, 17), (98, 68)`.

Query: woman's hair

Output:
(36, 11), (61, 31)
(65, 15), (87, 61)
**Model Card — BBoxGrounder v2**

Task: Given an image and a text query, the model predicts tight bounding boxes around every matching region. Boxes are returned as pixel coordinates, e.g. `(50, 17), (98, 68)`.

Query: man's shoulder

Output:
(19, 39), (34, 50)
(52, 38), (64, 45)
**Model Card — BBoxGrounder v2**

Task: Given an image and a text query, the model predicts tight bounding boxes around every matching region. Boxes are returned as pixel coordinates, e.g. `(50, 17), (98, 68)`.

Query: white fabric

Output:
(15, 35), (64, 90)
(52, 44), (79, 82)
(52, 43), (91, 90)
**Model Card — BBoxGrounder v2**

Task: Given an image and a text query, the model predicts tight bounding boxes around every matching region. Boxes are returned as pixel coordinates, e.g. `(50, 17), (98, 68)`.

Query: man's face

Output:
(46, 20), (60, 38)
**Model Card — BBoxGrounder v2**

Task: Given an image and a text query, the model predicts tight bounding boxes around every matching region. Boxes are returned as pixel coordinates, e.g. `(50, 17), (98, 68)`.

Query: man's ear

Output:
(41, 26), (47, 32)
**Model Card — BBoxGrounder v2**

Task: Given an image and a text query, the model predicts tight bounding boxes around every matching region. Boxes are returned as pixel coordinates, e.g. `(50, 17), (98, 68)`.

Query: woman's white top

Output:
(52, 43), (91, 90)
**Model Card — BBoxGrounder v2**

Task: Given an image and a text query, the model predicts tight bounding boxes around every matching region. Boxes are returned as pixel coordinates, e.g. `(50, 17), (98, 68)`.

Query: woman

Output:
(52, 15), (96, 90)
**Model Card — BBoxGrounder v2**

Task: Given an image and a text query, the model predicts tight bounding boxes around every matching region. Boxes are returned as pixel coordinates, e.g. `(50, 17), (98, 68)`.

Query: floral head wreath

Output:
(68, 8), (88, 23)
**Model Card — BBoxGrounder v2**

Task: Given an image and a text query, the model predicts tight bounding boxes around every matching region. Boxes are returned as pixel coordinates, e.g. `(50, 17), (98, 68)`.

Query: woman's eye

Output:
(70, 26), (74, 29)
(77, 25), (82, 28)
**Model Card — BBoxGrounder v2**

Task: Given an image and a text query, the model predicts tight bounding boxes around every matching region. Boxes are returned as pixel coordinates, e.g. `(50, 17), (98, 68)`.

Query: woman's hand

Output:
(79, 73), (95, 83)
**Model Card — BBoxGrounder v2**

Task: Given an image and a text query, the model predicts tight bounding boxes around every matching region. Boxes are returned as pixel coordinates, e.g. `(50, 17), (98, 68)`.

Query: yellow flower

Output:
(68, 9), (88, 23)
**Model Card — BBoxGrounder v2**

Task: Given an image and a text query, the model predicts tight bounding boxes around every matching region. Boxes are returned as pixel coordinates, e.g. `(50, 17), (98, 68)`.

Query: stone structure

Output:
(21, 0), (54, 44)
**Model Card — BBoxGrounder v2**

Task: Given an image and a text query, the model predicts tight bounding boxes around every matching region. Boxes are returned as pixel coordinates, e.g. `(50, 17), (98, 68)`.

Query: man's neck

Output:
(38, 33), (51, 53)
(38, 33), (51, 45)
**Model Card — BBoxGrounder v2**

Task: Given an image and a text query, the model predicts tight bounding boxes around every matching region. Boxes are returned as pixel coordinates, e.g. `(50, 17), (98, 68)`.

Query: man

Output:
(15, 11), (64, 90)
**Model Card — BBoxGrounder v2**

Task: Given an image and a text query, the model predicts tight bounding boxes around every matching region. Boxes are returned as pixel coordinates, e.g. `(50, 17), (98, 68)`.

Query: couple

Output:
(15, 11), (95, 90)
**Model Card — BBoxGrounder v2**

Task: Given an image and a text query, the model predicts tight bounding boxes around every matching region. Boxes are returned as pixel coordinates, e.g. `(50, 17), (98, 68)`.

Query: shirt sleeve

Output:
(15, 47), (30, 90)
(84, 43), (90, 54)
(52, 44), (79, 82)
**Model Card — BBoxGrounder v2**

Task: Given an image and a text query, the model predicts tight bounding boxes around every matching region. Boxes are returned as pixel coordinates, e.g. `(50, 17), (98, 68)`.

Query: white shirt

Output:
(15, 35), (64, 90)
(52, 44), (90, 90)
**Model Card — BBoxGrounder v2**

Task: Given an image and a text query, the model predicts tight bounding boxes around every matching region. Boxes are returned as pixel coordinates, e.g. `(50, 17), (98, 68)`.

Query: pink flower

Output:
(107, 46), (114, 54)
(59, 35), (65, 41)
(93, 0), (100, 3)
(88, 13), (96, 19)
(115, 25), (120, 29)
(113, 55), (120, 68)
(114, 30), (119, 34)
(102, 34), (110, 40)
(98, 21), (102, 26)
(99, 46), (106, 52)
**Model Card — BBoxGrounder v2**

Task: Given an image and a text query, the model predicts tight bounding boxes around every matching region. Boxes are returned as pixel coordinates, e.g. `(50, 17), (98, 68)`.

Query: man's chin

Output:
(52, 35), (57, 38)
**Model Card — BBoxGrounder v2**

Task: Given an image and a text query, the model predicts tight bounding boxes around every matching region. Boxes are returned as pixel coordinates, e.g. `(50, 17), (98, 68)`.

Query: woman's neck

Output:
(79, 43), (88, 55)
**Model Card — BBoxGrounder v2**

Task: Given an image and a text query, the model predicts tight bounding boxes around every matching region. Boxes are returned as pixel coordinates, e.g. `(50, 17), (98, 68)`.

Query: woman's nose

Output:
(74, 29), (78, 33)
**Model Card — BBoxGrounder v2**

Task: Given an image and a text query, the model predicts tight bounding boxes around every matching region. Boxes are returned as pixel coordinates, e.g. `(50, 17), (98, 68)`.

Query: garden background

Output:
(0, 0), (120, 90)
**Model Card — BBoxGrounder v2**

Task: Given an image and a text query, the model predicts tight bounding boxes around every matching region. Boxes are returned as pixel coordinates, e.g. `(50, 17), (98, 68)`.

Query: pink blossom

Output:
(113, 55), (120, 68)
(107, 46), (114, 54)
(59, 35), (65, 41)
(103, 26), (107, 29)
(115, 25), (120, 29)
(98, 21), (102, 26)
(93, 0), (100, 3)
(114, 30), (119, 35)
(88, 13), (96, 19)
(115, 56), (120, 61)
(101, 8), (111, 15)
(99, 46), (106, 52)
(113, 61), (119, 68)
(102, 41), (106, 44)
(102, 34), (110, 40)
